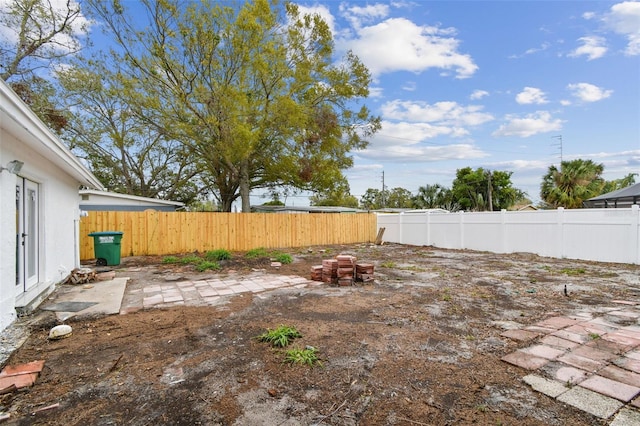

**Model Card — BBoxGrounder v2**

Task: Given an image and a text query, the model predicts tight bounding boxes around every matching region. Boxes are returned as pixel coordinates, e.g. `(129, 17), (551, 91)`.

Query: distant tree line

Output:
(310, 162), (636, 211)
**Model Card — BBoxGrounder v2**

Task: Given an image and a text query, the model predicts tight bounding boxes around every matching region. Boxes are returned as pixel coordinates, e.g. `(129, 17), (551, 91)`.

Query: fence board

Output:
(80, 211), (377, 260)
(377, 205), (640, 265)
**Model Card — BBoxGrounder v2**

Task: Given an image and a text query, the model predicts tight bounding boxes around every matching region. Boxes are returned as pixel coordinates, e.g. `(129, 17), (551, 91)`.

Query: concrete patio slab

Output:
(41, 277), (129, 321)
(540, 335), (580, 350)
(599, 365), (640, 388)
(520, 344), (565, 360)
(522, 375), (567, 398)
(556, 386), (623, 419)
(578, 375), (640, 402)
(500, 329), (539, 342)
(553, 366), (589, 385)
(535, 316), (579, 330)
(610, 408), (640, 426)
(501, 351), (550, 370)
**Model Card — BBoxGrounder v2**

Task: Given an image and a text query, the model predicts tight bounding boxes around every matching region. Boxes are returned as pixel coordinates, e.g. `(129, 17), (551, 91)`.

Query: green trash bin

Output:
(88, 231), (124, 266)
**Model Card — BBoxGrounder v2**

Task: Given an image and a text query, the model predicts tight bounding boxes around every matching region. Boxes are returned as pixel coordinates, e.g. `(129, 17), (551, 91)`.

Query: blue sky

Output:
(2, 0), (637, 207)
(292, 0), (640, 206)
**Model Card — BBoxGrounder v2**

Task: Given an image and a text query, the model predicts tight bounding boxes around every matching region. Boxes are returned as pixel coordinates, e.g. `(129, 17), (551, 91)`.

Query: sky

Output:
(290, 0), (640, 206)
(1, 0), (639, 207)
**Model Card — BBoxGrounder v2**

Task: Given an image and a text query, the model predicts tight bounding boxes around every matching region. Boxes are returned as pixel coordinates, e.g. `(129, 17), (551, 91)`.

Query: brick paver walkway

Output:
(119, 274), (319, 314)
(501, 300), (640, 424)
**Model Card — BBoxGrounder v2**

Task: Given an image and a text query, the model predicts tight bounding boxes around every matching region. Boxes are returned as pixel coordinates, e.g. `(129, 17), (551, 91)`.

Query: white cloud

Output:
(568, 36), (607, 60)
(359, 134), (487, 162)
(516, 87), (549, 105)
(402, 81), (417, 91)
(381, 100), (494, 127)
(604, 1), (640, 56)
(376, 120), (467, 143)
(566, 82), (613, 102)
(339, 17), (478, 79)
(509, 42), (551, 59)
(368, 86), (384, 98)
(582, 11), (597, 20)
(470, 90), (489, 100)
(492, 111), (563, 138)
(339, 3), (390, 29)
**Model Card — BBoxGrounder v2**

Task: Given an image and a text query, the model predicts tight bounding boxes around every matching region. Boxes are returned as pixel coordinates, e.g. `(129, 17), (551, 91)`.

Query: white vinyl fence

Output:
(377, 205), (640, 265)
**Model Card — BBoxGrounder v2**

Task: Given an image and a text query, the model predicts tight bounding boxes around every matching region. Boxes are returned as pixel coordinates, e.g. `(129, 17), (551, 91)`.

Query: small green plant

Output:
(274, 253), (293, 264)
(246, 247), (269, 258)
(284, 347), (320, 366)
(441, 288), (452, 301)
(196, 261), (221, 272)
(205, 249), (231, 261)
(560, 267), (586, 276)
(589, 332), (600, 340)
(380, 261), (396, 268)
(257, 325), (302, 347)
(400, 265), (427, 272)
(162, 256), (180, 264)
(180, 255), (202, 265)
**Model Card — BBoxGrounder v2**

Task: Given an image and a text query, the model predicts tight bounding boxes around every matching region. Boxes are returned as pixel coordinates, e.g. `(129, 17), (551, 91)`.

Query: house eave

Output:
(0, 80), (104, 190)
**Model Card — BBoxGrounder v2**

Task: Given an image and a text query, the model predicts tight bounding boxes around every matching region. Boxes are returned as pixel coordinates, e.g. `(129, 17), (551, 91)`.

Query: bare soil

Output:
(2, 243), (640, 425)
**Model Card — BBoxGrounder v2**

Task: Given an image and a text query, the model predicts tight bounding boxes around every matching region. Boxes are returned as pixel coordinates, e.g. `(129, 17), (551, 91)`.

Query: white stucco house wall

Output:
(0, 79), (104, 333)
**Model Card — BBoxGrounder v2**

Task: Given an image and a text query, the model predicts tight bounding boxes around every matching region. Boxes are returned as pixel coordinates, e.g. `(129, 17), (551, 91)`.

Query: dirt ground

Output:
(2, 243), (640, 425)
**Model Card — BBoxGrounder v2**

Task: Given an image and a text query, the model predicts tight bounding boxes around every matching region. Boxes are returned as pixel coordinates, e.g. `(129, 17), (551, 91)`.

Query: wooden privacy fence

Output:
(79, 211), (377, 260)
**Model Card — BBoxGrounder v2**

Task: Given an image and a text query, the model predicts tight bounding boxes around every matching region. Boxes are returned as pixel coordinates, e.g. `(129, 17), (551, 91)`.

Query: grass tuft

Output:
(205, 249), (232, 261)
(196, 261), (221, 272)
(257, 325), (302, 347)
(284, 347), (320, 366)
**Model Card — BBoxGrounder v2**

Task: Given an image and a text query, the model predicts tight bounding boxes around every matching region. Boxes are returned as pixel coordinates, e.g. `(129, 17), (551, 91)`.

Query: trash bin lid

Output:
(88, 231), (124, 236)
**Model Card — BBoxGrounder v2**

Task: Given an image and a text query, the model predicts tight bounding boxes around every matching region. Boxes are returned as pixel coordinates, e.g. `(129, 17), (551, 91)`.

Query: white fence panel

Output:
(377, 205), (640, 265)
(460, 211), (504, 253)
(425, 212), (461, 249)
(504, 210), (562, 258)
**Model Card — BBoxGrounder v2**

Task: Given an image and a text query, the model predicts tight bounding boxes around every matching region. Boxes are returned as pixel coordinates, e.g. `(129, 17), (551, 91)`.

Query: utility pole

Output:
(487, 170), (493, 211)
(381, 170), (386, 208)
(552, 135), (563, 163)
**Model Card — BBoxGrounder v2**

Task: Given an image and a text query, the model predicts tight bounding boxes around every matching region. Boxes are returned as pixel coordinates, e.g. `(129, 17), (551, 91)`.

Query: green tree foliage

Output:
(9, 76), (69, 134)
(412, 184), (457, 210)
(359, 188), (382, 210)
(360, 187), (413, 210)
(540, 159), (605, 208)
(58, 63), (202, 205)
(600, 173), (637, 194)
(0, 0), (87, 133)
(387, 187), (414, 209)
(85, 0), (380, 212)
(309, 180), (359, 208)
(451, 167), (525, 211)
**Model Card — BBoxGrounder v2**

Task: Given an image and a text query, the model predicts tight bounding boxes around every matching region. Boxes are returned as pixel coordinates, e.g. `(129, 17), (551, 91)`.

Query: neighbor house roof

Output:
(251, 205), (366, 213)
(0, 79), (104, 189)
(583, 182), (640, 208)
(80, 189), (184, 211)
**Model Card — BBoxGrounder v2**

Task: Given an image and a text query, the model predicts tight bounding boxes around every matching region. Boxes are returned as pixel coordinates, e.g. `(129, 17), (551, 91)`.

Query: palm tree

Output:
(540, 159), (605, 208)
(413, 184), (452, 209)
